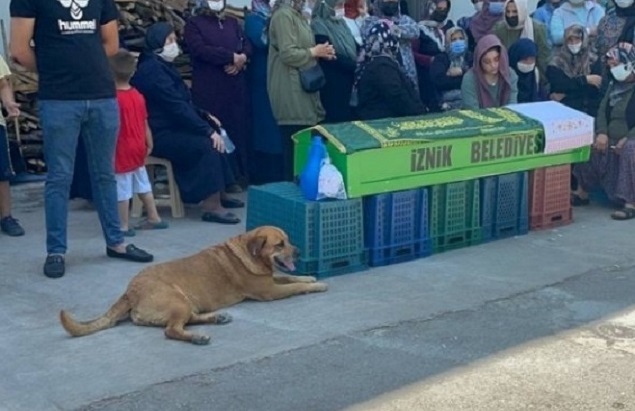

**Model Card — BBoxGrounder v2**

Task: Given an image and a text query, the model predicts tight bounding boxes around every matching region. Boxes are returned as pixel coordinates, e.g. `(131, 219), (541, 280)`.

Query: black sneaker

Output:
(43, 254), (65, 278)
(0, 216), (25, 237)
(106, 244), (154, 263)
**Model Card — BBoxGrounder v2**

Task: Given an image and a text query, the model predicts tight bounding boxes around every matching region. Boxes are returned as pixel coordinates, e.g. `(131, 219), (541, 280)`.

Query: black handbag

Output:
(299, 64), (326, 93)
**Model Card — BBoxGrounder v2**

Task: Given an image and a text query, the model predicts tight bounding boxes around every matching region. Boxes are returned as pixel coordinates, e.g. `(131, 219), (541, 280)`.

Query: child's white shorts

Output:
(116, 166), (152, 201)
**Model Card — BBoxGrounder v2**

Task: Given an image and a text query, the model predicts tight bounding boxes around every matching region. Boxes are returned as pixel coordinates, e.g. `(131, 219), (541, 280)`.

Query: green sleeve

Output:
(461, 70), (481, 109)
(271, 11), (313, 68)
(595, 92), (609, 135)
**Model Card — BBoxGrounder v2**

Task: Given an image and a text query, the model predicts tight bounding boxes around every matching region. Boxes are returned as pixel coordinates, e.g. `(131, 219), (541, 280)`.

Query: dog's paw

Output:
(215, 312), (233, 325)
(191, 334), (211, 345)
(312, 282), (328, 292)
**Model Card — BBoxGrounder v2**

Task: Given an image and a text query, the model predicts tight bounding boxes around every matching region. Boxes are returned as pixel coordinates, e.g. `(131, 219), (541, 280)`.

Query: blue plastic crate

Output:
(296, 251), (368, 279)
(247, 182), (365, 263)
(481, 172), (529, 242)
(363, 188), (431, 266)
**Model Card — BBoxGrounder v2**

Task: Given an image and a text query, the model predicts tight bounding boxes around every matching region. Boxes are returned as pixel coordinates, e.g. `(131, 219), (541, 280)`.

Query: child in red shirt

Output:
(110, 50), (168, 236)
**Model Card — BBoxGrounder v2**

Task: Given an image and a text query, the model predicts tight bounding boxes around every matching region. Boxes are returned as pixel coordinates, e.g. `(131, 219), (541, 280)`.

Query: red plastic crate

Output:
(529, 165), (573, 230)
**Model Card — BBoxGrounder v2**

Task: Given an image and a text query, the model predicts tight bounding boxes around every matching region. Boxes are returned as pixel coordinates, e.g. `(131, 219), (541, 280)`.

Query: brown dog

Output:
(60, 226), (328, 345)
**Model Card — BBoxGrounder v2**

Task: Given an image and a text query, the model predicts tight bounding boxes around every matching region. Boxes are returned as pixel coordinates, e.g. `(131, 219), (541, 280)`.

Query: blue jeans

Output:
(39, 99), (123, 254)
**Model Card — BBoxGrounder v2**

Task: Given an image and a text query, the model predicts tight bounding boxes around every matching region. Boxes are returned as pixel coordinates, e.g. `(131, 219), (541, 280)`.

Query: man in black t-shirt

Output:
(10, 0), (154, 278)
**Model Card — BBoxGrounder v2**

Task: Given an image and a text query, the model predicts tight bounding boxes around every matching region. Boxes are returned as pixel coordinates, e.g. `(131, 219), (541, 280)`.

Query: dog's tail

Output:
(60, 294), (132, 337)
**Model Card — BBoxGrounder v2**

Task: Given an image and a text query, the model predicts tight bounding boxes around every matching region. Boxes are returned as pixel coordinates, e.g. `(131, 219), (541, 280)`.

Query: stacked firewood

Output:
(6, 0), (247, 172)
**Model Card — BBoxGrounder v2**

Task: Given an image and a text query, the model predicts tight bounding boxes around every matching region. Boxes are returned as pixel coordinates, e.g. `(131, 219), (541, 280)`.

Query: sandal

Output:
(220, 198), (245, 209)
(611, 207), (635, 221)
(201, 211), (241, 224)
(106, 244), (154, 262)
(133, 219), (169, 230)
(571, 193), (590, 207)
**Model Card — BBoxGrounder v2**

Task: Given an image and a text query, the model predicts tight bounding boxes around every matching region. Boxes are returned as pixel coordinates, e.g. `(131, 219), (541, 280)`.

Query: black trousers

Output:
(279, 125), (310, 182)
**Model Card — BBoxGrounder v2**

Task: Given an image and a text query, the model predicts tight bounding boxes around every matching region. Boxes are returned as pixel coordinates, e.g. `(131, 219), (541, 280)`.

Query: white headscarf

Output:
(504, 0), (534, 40)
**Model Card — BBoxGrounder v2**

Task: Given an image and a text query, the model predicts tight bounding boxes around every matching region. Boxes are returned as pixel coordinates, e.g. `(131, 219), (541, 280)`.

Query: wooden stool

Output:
(131, 156), (185, 219)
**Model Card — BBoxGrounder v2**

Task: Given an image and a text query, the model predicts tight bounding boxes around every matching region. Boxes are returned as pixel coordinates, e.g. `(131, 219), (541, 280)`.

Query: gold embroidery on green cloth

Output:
(311, 125), (347, 153)
(352, 121), (388, 144)
(489, 108), (525, 124)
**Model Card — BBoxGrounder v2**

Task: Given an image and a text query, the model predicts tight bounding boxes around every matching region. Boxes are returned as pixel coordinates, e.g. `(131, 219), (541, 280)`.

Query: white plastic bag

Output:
(316, 156), (347, 200)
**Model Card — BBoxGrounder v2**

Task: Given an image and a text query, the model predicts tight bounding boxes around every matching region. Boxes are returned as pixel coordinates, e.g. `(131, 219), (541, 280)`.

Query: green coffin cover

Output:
(293, 107), (545, 154)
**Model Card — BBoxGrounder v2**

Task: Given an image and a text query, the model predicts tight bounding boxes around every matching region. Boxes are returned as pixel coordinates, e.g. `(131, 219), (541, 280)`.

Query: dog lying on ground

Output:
(60, 226), (328, 345)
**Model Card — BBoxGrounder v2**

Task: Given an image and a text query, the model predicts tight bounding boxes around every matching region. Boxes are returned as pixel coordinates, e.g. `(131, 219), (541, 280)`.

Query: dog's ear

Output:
(247, 235), (267, 256)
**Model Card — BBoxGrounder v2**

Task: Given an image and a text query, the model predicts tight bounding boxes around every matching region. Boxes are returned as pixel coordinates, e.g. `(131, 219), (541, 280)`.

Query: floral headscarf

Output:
(445, 26), (470, 70)
(607, 42), (635, 106)
(548, 24), (597, 78)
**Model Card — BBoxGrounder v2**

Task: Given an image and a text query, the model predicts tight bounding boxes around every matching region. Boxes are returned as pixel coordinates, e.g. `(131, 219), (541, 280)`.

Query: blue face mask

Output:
(488, 2), (504, 14)
(451, 40), (467, 54)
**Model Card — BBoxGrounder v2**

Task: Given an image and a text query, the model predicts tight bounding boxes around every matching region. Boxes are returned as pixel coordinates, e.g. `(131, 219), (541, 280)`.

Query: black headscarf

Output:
(145, 22), (174, 52)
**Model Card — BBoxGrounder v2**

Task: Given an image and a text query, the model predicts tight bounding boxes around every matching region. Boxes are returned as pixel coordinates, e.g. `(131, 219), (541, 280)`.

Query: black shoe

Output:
(106, 244), (154, 263)
(43, 254), (65, 278)
(1, 216), (25, 237)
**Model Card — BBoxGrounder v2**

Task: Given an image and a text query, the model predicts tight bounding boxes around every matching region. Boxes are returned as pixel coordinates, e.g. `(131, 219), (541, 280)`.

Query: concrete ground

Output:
(1, 182), (635, 411)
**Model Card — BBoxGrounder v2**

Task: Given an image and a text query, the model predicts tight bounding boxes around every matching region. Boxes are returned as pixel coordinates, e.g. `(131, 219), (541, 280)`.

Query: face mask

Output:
(450, 39), (466, 54)
(568, 43), (582, 54)
(431, 9), (448, 22)
(381, 2), (399, 16)
(334, 8), (345, 18)
(517, 62), (535, 73)
(616, 0), (634, 7)
(611, 63), (632, 81)
(208, 0), (224, 11)
(159, 42), (180, 62)
(506, 15), (519, 27)
(489, 2), (504, 14)
(569, 0), (585, 5)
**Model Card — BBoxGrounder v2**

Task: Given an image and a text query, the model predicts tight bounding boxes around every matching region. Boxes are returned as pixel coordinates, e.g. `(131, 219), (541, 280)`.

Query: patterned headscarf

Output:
(607, 42), (635, 106)
(352, 21), (400, 91)
(548, 24), (597, 78)
(252, 0), (273, 18)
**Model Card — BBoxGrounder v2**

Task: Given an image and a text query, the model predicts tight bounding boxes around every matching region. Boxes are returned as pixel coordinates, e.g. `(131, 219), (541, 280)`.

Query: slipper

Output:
(611, 207), (635, 221)
(122, 228), (136, 237)
(106, 244), (154, 262)
(221, 198), (245, 209)
(134, 220), (169, 230)
(570, 193), (590, 207)
(201, 211), (241, 224)
(225, 184), (244, 194)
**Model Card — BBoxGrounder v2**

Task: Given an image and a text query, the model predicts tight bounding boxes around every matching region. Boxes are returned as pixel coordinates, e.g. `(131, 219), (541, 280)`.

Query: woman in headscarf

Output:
(268, 0), (335, 181)
(311, 0), (360, 123)
(508, 38), (540, 102)
(596, 0), (635, 93)
(361, 0), (420, 90)
(493, 0), (550, 83)
(429, 26), (473, 110)
(571, 42), (635, 221)
(131, 23), (243, 225)
(244, 0), (285, 184)
(413, 0), (454, 111)
(546, 24), (602, 116)
(343, 0), (368, 45)
(460, 34), (518, 109)
(470, 0), (506, 44)
(353, 21), (425, 119)
(184, 0), (252, 190)
(549, 0), (605, 46)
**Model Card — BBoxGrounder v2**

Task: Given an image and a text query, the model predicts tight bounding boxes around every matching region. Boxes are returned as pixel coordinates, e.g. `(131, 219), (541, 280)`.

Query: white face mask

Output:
(334, 8), (345, 18)
(208, 0), (225, 11)
(474, 1), (484, 11)
(568, 43), (582, 54)
(611, 63), (633, 81)
(517, 62), (535, 73)
(159, 42), (181, 62)
(616, 0), (635, 7)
